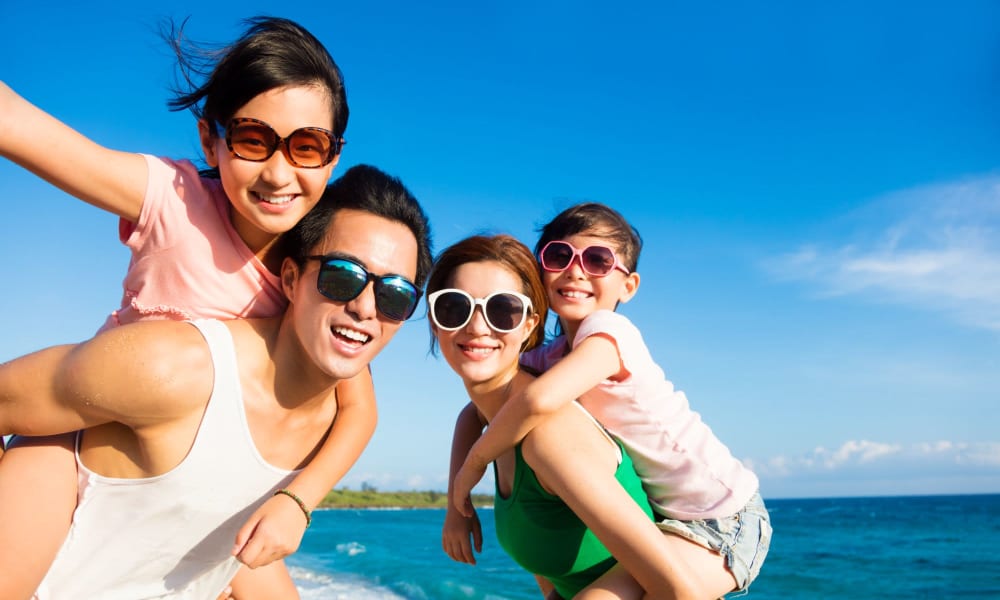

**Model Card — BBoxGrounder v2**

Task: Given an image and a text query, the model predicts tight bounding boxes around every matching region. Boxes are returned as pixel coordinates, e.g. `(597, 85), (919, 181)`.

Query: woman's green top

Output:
(492, 435), (653, 599)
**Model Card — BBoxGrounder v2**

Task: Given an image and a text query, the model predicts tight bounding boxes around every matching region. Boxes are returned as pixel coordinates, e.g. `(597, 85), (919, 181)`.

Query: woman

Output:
(430, 234), (677, 599)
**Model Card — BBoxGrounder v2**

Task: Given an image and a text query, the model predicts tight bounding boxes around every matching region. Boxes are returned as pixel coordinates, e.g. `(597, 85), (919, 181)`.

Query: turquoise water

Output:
(287, 494), (1000, 599)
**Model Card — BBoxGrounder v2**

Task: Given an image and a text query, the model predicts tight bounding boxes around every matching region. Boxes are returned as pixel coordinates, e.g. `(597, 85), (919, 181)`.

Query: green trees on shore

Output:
(320, 488), (493, 509)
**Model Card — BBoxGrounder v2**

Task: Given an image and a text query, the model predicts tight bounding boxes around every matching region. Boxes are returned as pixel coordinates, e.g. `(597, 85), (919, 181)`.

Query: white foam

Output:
(290, 566), (407, 599)
(335, 541), (367, 556)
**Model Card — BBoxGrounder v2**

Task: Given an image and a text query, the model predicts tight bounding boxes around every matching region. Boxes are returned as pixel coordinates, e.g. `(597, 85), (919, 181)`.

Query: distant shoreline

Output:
(319, 489), (493, 509)
(317, 489), (1000, 509)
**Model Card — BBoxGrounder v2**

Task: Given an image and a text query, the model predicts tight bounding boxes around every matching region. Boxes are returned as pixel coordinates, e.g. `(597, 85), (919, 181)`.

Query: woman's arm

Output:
(230, 367), (378, 569)
(442, 403), (487, 564)
(453, 335), (622, 512)
(0, 81), (147, 221)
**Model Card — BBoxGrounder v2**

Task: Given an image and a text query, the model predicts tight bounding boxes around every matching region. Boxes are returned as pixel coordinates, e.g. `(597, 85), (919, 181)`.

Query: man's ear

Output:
(618, 272), (640, 304)
(198, 119), (219, 168)
(281, 257), (301, 301)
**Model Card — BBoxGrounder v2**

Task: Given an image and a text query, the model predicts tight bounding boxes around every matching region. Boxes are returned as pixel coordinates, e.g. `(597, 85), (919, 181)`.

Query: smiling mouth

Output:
(254, 192), (296, 205)
(458, 342), (500, 355)
(560, 289), (592, 299)
(333, 326), (370, 346)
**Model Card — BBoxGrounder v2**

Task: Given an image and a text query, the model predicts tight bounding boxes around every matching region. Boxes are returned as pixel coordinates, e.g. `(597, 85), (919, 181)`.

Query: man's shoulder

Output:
(60, 320), (217, 425)
(96, 320), (214, 383)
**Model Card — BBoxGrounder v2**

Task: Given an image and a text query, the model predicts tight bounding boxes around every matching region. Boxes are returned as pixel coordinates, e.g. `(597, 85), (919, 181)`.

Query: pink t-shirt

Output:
(521, 310), (759, 520)
(99, 155), (286, 331)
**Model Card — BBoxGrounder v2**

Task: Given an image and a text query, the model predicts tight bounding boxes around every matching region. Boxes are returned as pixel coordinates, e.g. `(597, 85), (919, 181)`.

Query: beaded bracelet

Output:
(274, 488), (312, 528)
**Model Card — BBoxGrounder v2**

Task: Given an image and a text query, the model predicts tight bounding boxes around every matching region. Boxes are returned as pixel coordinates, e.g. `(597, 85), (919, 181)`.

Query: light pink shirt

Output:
(99, 155), (286, 331)
(522, 310), (759, 520)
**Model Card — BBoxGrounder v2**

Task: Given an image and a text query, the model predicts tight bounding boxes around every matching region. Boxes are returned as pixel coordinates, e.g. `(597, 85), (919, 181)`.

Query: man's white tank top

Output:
(35, 319), (300, 599)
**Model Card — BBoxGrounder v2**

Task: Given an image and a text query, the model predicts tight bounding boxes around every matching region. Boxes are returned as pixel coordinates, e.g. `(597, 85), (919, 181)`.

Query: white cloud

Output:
(341, 439), (1000, 496)
(954, 441), (1000, 467)
(766, 175), (1000, 331)
(824, 439), (900, 467)
(750, 439), (1000, 479)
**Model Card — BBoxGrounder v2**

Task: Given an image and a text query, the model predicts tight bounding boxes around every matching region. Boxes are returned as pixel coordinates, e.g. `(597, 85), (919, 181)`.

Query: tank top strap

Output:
(569, 401), (622, 465)
(185, 319), (246, 458)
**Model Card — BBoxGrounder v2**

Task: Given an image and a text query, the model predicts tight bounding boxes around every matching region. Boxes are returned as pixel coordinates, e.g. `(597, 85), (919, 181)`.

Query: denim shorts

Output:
(655, 491), (771, 593)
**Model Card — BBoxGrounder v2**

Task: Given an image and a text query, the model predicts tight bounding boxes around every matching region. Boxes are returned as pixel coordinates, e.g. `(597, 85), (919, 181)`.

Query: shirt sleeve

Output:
(120, 155), (207, 253)
(572, 310), (648, 376)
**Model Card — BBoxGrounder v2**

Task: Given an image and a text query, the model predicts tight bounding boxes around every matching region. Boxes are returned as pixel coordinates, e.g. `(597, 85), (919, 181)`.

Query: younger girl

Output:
(0, 16), (366, 599)
(431, 234), (673, 599)
(451, 203), (772, 598)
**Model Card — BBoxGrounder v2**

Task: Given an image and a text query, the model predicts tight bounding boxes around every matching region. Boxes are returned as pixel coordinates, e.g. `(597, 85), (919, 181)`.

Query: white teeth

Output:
(334, 327), (369, 343)
(464, 346), (495, 355)
(257, 193), (294, 205)
(562, 290), (590, 299)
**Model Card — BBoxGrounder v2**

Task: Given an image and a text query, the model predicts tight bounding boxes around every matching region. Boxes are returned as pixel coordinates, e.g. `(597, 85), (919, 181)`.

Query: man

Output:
(0, 165), (433, 599)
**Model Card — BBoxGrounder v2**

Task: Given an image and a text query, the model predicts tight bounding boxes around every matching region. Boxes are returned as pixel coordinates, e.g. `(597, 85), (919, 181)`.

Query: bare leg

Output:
(574, 534), (736, 600)
(0, 434), (77, 599)
(228, 560), (299, 600)
(523, 412), (735, 600)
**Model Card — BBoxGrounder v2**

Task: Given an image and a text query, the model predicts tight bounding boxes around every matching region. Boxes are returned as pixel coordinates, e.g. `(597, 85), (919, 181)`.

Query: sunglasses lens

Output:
(432, 291), (473, 329)
(316, 258), (419, 320)
(375, 277), (420, 321)
(484, 293), (526, 331)
(227, 119), (337, 168)
(228, 121), (278, 161)
(581, 246), (616, 275)
(541, 242), (574, 270)
(316, 259), (367, 302)
(287, 129), (335, 168)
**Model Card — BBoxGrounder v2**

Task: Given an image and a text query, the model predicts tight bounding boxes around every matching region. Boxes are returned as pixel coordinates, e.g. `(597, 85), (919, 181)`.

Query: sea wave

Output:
(290, 566), (407, 599)
(336, 540), (367, 556)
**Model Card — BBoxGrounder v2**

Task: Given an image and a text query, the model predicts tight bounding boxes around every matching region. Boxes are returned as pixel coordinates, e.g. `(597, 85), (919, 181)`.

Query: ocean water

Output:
(287, 494), (1000, 599)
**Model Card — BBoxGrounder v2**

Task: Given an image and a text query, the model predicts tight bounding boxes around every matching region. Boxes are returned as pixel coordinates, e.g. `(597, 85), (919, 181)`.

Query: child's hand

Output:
(231, 494), (308, 568)
(451, 457), (487, 518)
(442, 504), (482, 564)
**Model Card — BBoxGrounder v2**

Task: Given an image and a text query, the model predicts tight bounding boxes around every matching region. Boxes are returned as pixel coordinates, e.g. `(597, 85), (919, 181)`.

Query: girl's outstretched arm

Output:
(452, 334), (623, 513)
(229, 367), (378, 570)
(0, 81), (148, 221)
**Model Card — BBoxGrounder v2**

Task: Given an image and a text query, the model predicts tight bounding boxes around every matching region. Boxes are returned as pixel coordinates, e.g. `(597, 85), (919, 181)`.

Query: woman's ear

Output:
(520, 312), (542, 350)
(280, 258), (301, 301)
(525, 311), (542, 338)
(198, 119), (219, 168)
(618, 271), (640, 304)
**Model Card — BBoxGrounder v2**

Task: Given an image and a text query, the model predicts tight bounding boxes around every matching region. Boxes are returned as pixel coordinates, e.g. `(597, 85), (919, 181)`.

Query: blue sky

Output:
(2, 1), (998, 499)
